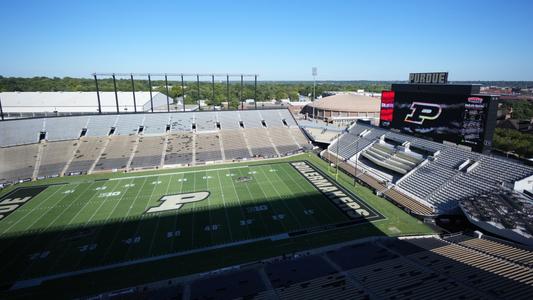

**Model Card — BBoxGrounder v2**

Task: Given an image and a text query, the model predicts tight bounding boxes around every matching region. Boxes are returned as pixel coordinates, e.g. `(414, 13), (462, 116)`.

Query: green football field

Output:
(0, 154), (433, 296)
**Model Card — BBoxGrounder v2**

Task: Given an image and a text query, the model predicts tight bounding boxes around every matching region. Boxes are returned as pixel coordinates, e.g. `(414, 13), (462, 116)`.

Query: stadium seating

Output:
(0, 118), (43, 146)
(37, 140), (77, 178)
(244, 128), (279, 158)
(0, 109), (310, 184)
(44, 116), (88, 141)
(65, 137), (107, 175)
(220, 129), (252, 160)
(130, 135), (165, 169)
(195, 133), (223, 164)
(0, 143), (38, 182)
(327, 121), (533, 214)
(93, 135), (137, 171)
(164, 133), (193, 166)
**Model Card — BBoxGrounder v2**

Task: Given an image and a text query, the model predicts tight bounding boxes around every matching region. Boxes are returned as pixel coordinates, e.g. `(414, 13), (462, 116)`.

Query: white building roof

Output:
(0, 91), (166, 113)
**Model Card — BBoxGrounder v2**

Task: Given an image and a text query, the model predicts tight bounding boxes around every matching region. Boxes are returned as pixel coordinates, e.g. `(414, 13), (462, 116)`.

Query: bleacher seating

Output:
(195, 133), (223, 164)
(0, 144), (38, 183)
(0, 118), (43, 147)
(244, 128), (278, 158)
(66, 137), (107, 175)
(0, 109), (310, 184)
(164, 133), (193, 166)
(220, 130), (251, 160)
(130, 135), (165, 169)
(38, 141), (77, 178)
(327, 121), (533, 214)
(45, 116), (88, 141)
(114, 114), (144, 135)
(93, 135), (136, 171)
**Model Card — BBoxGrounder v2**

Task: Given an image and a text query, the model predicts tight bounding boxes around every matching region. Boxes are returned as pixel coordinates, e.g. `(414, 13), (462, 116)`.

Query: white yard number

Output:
(95, 186), (107, 191)
(304, 209), (315, 215)
(99, 191), (121, 198)
(272, 214), (285, 220)
(240, 219), (253, 226)
(204, 224), (220, 231)
(146, 192), (209, 214)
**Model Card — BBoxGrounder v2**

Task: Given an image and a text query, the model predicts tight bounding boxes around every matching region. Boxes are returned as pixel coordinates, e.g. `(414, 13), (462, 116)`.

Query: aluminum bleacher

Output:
(220, 130), (251, 160)
(114, 114), (144, 135)
(37, 140), (77, 178)
(164, 133), (193, 166)
(143, 113), (169, 134)
(0, 144), (38, 183)
(66, 137), (107, 175)
(85, 115), (118, 137)
(93, 135), (136, 171)
(327, 121), (533, 214)
(44, 116), (88, 141)
(239, 110), (263, 128)
(195, 133), (223, 164)
(195, 111), (218, 132)
(169, 113), (193, 132)
(0, 118), (43, 147)
(130, 135), (165, 169)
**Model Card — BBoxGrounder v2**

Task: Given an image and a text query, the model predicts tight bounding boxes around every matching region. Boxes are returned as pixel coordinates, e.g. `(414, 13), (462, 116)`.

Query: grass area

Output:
(0, 153), (434, 298)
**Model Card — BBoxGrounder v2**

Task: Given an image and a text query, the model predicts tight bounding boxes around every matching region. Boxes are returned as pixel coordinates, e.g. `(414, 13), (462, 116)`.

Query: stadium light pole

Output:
(94, 74), (102, 114)
(148, 74), (154, 112)
(354, 136), (359, 186)
(196, 74), (200, 111)
(181, 74), (185, 112)
(165, 74), (170, 112)
(130, 74), (137, 113)
(240, 74), (243, 110)
(254, 75), (258, 110)
(312, 67), (317, 123)
(212, 74), (215, 111)
(112, 74), (119, 114)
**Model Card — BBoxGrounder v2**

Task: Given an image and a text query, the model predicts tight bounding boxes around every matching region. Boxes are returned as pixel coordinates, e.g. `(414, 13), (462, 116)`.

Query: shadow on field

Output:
(0, 193), (386, 298)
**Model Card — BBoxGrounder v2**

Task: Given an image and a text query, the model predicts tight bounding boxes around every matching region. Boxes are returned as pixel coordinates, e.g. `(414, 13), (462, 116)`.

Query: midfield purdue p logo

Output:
(404, 102), (442, 125)
(146, 192), (209, 214)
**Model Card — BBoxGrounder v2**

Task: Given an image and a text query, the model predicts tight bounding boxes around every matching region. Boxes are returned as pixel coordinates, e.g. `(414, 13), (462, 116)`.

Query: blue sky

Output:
(1, 0), (532, 80)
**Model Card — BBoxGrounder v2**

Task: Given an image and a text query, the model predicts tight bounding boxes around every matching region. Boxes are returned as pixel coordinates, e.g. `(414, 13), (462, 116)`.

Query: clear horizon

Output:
(1, 0), (532, 81)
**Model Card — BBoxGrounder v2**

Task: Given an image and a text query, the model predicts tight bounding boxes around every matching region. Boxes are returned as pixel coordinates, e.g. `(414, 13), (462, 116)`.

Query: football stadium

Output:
(1, 70), (533, 299)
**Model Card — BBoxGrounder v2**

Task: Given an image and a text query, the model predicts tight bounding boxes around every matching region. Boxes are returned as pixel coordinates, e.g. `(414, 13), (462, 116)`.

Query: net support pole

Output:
(112, 74), (119, 114)
(254, 75), (257, 110)
(130, 74), (137, 113)
(148, 74), (154, 112)
(165, 74), (170, 112)
(94, 74), (102, 114)
(0, 96), (4, 120)
(240, 74), (243, 110)
(226, 74), (230, 110)
(181, 74), (185, 112)
(212, 74), (215, 111)
(196, 74), (200, 110)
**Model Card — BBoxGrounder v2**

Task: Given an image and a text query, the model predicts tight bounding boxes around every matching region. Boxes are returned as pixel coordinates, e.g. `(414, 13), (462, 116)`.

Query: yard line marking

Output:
(220, 169), (252, 240)
(99, 177), (150, 265)
(15, 182), (105, 278)
(124, 175), (164, 260)
(215, 169), (234, 242)
(0, 185), (71, 235)
(276, 164), (327, 225)
(108, 166), (249, 181)
(260, 166), (304, 228)
(169, 173), (185, 252)
(236, 167), (270, 236)
(147, 174), (174, 255)
(51, 179), (133, 272)
(254, 165), (292, 232)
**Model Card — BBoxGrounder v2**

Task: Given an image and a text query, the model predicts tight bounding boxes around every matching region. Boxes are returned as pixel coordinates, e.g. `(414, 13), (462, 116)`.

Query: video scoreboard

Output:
(380, 73), (499, 153)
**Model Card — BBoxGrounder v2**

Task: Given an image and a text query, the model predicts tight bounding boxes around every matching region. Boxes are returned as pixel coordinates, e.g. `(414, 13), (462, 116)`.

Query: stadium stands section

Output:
(0, 143), (38, 183)
(0, 109), (310, 185)
(130, 135), (166, 169)
(164, 133), (193, 166)
(219, 129), (252, 160)
(195, 133), (223, 164)
(138, 235), (532, 299)
(326, 121), (533, 215)
(65, 137), (107, 175)
(93, 135), (137, 171)
(37, 140), (77, 178)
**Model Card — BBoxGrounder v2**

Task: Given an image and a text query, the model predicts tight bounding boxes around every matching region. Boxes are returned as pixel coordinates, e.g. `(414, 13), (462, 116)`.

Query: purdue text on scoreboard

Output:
(409, 72), (448, 84)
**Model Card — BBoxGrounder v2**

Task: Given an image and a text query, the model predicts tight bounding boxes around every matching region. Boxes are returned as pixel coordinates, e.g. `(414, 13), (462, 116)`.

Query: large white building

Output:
(0, 91), (173, 117)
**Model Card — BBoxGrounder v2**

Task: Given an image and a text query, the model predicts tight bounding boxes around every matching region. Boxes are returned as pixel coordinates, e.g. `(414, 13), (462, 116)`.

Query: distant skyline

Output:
(1, 0), (532, 81)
